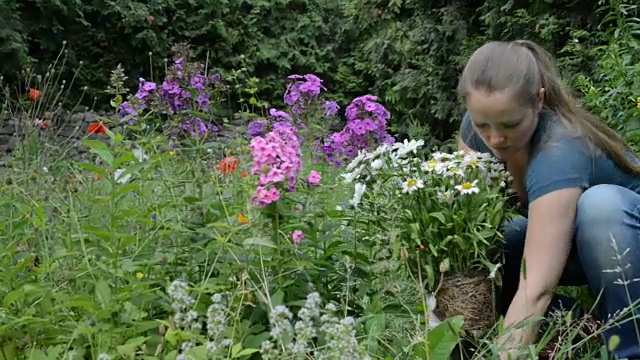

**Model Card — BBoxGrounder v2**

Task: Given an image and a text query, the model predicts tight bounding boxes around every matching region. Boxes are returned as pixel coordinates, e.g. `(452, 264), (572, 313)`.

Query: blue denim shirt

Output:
(459, 109), (640, 207)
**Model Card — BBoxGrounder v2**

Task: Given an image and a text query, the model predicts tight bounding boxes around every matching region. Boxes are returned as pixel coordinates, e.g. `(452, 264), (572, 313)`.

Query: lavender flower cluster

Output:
(260, 292), (371, 360)
(247, 74), (339, 139)
(314, 95), (395, 167)
(166, 280), (236, 360)
(117, 52), (224, 140)
(247, 73), (394, 168)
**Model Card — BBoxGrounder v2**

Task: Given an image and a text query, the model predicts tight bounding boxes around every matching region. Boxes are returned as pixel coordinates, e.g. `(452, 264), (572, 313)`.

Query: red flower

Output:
(217, 157), (239, 175)
(88, 122), (108, 135)
(241, 171), (248, 178)
(29, 88), (42, 102)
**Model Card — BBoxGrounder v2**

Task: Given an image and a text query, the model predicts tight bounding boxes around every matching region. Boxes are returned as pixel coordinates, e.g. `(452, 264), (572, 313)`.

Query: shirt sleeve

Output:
(525, 137), (593, 204)
(459, 112), (491, 153)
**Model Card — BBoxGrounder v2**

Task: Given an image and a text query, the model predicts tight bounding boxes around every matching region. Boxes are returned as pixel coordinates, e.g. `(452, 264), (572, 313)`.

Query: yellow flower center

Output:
(461, 182), (473, 190)
(407, 179), (418, 187)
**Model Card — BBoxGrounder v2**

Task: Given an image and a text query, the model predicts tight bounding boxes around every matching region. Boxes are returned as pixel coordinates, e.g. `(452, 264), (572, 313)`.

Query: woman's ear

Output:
(536, 88), (545, 111)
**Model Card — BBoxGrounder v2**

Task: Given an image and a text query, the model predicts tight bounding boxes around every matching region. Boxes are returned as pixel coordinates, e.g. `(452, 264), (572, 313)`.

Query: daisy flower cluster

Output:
(341, 139), (510, 207)
(340, 138), (514, 279)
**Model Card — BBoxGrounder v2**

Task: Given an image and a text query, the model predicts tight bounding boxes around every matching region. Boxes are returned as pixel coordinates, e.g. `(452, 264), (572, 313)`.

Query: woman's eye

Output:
(502, 122), (520, 129)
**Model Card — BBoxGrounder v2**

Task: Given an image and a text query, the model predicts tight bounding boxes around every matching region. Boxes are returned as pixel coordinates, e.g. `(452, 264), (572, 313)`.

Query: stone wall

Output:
(0, 107), (249, 167)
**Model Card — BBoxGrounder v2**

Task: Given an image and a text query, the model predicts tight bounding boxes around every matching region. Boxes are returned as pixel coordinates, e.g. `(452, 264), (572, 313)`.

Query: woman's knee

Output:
(575, 184), (640, 279)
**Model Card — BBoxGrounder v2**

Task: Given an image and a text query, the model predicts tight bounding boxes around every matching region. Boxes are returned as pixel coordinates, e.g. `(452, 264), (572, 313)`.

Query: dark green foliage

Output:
(0, 0), (618, 140)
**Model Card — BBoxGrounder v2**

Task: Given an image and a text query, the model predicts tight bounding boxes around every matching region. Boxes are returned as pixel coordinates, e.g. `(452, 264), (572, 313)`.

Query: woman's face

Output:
(466, 89), (544, 161)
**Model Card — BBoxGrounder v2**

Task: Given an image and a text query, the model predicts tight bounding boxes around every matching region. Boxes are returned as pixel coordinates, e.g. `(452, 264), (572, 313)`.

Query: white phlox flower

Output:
(350, 183), (367, 207)
(392, 139), (424, 157)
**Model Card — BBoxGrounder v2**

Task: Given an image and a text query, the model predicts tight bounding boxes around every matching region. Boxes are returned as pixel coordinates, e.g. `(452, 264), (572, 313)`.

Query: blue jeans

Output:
(499, 184), (640, 359)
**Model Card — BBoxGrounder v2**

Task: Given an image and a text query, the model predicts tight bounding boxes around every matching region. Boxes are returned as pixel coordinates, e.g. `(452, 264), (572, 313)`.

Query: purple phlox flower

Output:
(190, 74), (207, 92)
(174, 58), (184, 69)
(248, 120), (268, 138)
(283, 73), (326, 106)
(118, 101), (137, 118)
(269, 108), (293, 122)
(323, 101), (340, 116)
(136, 78), (157, 101)
(180, 117), (213, 139)
(196, 93), (210, 109)
(312, 94), (396, 167)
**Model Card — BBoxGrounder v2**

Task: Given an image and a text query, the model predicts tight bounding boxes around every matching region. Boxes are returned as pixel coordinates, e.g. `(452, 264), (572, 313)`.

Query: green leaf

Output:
(233, 348), (260, 358)
(24, 348), (48, 360)
(430, 212), (446, 224)
(75, 162), (107, 178)
(243, 237), (276, 248)
(117, 336), (149, 357)
(183, 196), (202, 204)
(270, 289), (285, 307)
(2, 288), (23, 308)
(110, 94), (123, 108)
(82, 139), (114, 166)
(426, 315), (464, 358)
(95, 279), (112, 306)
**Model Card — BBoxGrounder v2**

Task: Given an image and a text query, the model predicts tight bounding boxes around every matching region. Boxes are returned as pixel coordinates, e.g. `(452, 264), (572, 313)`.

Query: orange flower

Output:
(29, 88), (42, 102)
(237, 213), (249, 224)
(88, 122), (108, 135)
(92, 173), (102, 180)
(217, 156), (239, 175)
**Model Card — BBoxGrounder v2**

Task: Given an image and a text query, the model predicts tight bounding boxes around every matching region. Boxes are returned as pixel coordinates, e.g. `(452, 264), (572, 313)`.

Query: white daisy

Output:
(454, 180), (480, 195)
(401, 178), (424, 193)
(462, 153), (484, 169)
(444, 166), (464, 177)
(392, 139), (424, 157)
(421, 159), (446, 174)
(437, 189), (454, 203)
(431, 151), (454, 162)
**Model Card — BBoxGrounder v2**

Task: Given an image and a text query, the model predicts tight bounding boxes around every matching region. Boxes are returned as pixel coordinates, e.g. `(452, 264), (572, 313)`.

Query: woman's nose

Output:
(489, 131), (506, 147)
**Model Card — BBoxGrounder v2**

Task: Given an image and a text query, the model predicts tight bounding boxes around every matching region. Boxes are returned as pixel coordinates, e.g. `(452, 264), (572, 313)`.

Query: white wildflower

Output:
(114, 168), (131, 184)
(350, 183), (367, 207)
(455, 180), (480, 195)
(401, 178), (424, 194)
(392, 139), (424, 157)
(444, 166), (463, 178)
(488, 263), (502, 279)
(346, 151), (367, 172)
(421, 159), (445, 174)
(437, 189), (454, 203)
(133, 148), (149, 162)
(370, 158), (384, 170)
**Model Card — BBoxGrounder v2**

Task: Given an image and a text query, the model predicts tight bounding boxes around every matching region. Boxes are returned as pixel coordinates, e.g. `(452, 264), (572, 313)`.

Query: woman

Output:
(456, 39), (640, 359)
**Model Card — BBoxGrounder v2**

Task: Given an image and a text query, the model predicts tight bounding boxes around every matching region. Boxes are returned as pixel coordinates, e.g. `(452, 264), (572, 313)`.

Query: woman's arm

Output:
(497, 187), (582, 357)
(497, 135), (592, 358)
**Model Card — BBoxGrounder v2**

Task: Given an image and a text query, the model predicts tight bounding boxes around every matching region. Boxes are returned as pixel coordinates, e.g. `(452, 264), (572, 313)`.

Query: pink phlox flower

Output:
(307, 170), (322, 186)
(292, 230), (305, 244)
(252, 186), (281, 207)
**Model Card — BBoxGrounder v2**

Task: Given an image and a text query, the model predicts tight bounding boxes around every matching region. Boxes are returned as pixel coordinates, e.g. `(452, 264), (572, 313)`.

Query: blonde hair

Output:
(457, 40), (640, 176)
